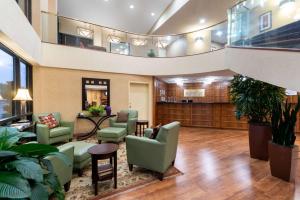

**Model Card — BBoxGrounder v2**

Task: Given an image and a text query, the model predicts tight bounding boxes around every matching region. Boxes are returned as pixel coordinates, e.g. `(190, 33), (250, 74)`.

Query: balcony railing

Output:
(228, 0), (300, 49)
(41, 12), (227, 58)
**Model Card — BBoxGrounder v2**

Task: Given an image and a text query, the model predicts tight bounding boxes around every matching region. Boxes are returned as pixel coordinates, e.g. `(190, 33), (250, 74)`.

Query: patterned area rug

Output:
(65, 137), (182, 200)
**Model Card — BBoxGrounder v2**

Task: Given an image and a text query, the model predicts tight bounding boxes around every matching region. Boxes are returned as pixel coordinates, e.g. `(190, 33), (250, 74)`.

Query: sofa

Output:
(126, 121), (180, 180)
(33, 112), (74, 144)
(109, 110), (138, 135)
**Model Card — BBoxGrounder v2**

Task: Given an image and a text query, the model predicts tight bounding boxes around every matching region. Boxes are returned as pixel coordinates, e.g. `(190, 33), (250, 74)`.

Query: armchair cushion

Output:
(116, 111), (129, 123)
(112, 122), (127, 128)
(50, 127), (71, 138)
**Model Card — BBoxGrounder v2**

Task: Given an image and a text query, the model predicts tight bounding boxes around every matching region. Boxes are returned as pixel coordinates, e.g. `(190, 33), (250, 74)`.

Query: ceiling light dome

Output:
(279, 0), (295, 9)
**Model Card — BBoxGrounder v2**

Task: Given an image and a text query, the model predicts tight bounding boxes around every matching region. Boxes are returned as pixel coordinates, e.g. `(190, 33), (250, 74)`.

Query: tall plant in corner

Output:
(269, 95), (300, 182)
(230, 75), (285, 160)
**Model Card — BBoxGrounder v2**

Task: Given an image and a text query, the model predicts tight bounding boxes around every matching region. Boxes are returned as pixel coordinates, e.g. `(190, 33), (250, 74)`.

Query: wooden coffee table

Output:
(88, 143), (119, 195)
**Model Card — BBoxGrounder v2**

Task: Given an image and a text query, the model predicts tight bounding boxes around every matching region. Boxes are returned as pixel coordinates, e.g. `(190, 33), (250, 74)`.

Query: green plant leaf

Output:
(6, 159), (44, 182)
(30, 183), (49, 200)
(0, 171), (31, 198)
(11, 144), (58, 157)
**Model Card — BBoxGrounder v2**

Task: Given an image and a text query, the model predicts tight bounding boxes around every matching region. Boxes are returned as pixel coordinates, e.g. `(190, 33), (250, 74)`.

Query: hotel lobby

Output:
(0, 0), (300, 199)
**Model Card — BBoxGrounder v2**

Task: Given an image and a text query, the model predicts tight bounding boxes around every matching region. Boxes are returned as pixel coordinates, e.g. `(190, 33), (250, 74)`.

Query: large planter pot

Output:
(248, 123), (272, 161)
(269, 142), (298, 182)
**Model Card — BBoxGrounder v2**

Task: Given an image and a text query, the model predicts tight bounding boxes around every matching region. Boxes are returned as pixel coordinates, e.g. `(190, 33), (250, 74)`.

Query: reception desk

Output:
(156, 102), (248, 130)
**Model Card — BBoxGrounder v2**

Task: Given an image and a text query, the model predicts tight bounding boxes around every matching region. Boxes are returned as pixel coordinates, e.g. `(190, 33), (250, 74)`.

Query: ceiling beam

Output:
(147, 0), (190, 34)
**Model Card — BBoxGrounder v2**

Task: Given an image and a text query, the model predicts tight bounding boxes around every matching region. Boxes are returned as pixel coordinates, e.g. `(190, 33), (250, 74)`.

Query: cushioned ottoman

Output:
(97, 127), (127, 143)
(59, 141), (96, 176)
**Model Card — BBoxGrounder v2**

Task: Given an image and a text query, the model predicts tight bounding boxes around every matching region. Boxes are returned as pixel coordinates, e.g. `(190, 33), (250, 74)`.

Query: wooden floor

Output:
(110, 127), (300, 200)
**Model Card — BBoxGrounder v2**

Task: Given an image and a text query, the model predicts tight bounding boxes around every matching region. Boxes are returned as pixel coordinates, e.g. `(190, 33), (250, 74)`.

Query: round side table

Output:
(88, 143), (119, 196)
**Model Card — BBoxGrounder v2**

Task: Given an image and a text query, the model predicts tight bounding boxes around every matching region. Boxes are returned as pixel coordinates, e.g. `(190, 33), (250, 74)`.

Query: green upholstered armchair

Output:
(109, 110), (138, 135)
(126, 121), (180, 180)
(33, 112), (74, 144)
(45, 144), (74, 192)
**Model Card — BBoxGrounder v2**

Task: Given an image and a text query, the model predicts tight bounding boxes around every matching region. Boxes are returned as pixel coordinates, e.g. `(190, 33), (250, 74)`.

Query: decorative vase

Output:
(105, 106), (112, 116)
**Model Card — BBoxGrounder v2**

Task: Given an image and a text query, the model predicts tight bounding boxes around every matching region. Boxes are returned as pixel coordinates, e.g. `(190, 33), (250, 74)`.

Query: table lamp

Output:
(0, 94), (3, 100)
(13, 89), (32, 118)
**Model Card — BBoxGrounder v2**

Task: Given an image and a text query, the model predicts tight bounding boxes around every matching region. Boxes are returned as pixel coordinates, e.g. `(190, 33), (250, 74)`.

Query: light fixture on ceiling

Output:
(151, 12), (155, 16)
(216, 31), (223, 37)
(203, 77), (215, 85)
(199, 18), (206, 24)
(107, 32), (121, 44)
(286, 89), (298, 96)
(175, 79), (184, 87)
(279, 0), (295, 13)
(77, 27), (94, 39)
(129, 4), (135, 9)
(156, 40), (168, 48)
(132, 38), (147, 46)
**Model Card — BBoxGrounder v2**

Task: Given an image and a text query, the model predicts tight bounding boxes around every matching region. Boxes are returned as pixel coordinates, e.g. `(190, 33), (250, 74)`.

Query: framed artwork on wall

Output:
(259, 11), (272, 32)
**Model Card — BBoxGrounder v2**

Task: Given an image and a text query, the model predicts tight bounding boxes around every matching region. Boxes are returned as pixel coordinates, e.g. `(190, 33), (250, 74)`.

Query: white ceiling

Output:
(57, 0), (174, 34)
(153, 0), (236, 34)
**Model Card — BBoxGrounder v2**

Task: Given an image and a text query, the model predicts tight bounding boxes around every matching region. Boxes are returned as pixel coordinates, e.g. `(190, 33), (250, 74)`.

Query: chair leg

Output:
(158, 173), (164, 181)
(128, 164), (133, 171)
(64, 181), (71, 192)
(78, 169), (84, 177)
(172, 160), (175, 166)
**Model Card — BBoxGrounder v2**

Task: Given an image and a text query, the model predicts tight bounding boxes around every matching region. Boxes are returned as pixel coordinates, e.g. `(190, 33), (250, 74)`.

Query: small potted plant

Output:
(147, 49), (156, 57)
(269, 95), (300, 182)
(230, 75), (285, 160)
(88, 105), (105, 117)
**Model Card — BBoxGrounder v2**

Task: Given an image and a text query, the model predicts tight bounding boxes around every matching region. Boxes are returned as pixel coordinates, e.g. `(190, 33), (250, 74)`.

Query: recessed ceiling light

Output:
(104, 0), (109, 2)
(129, 4), (134, 9)
(151, 12), (155, 16)
(199, 18), (206, 24)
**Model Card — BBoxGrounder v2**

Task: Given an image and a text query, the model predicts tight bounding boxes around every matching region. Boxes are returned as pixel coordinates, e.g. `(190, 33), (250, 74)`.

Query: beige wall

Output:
(33, 66), (154, 133)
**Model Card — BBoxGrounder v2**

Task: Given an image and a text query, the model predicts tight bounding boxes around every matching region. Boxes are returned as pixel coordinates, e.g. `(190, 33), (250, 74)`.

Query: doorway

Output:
(129, 82), (149, 121)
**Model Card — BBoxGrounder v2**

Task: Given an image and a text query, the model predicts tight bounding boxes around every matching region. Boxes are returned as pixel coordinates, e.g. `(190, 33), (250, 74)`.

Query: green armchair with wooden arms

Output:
(125, 121), (180, 180)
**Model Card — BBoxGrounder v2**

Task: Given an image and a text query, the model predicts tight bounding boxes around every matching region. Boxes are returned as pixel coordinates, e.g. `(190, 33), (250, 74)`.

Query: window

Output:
(0, 44), (33, 120)
(20, 62), (28, 88)
(0, 49), (14, 119)
(15, 0), (32, 24)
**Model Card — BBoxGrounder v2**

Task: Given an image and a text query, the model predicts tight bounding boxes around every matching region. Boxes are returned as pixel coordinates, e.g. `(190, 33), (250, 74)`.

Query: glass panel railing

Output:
(41, 12), (227, 58)
(228, 0), (300, 49)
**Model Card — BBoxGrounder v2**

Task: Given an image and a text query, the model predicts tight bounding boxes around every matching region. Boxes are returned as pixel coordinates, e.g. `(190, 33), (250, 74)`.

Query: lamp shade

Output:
(0, 94), (3, 100)
(13, 89), (32, 101)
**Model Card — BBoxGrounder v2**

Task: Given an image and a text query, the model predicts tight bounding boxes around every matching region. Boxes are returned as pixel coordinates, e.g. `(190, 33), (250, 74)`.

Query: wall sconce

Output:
(132, 38), (147, 46)
(195, 36), (204, 45)
(107, 32), (121, 44)
(77, 27), (94, 39)
(156, 40), (168, 48)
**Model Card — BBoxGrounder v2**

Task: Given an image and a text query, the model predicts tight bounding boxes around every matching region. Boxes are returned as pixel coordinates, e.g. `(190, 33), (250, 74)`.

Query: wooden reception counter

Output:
(156, 102), (248, 130)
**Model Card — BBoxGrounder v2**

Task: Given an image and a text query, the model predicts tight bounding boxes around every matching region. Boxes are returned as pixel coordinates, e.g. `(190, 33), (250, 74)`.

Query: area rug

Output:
(65, 136), (183, 200)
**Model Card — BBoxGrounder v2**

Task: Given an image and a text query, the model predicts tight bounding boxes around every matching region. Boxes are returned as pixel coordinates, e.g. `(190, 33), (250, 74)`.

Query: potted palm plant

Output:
(269, 95), (300, 182)
(230, 75), (285, 160)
